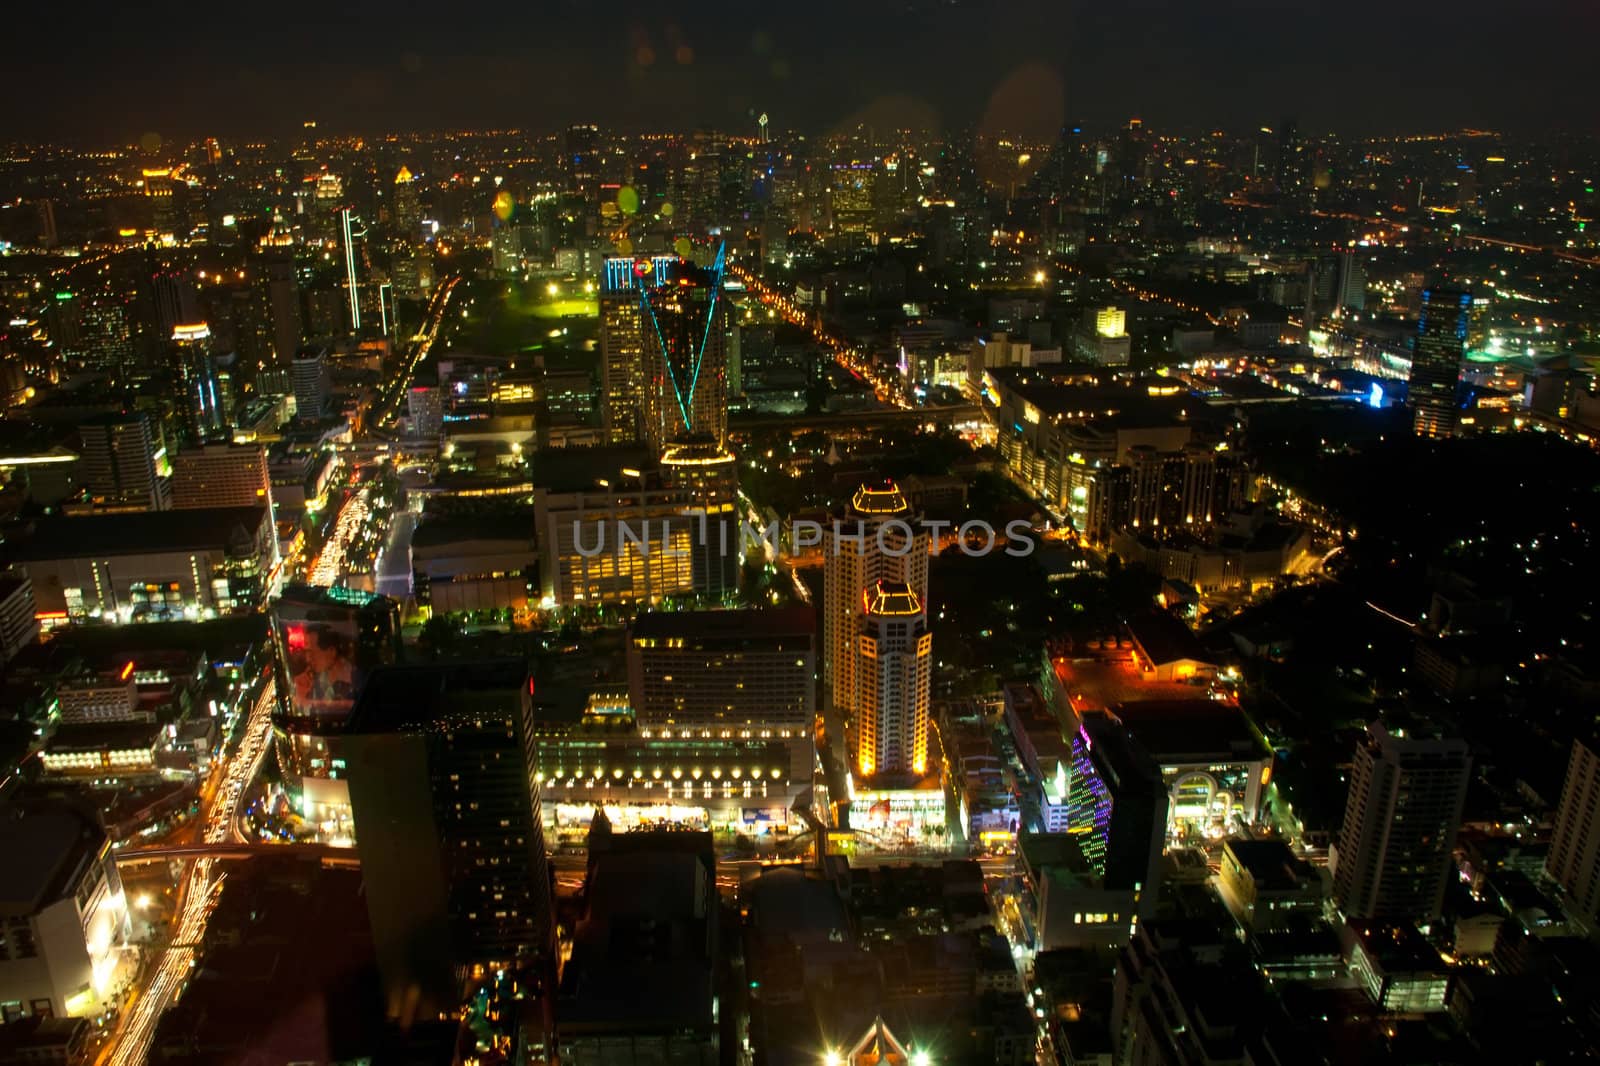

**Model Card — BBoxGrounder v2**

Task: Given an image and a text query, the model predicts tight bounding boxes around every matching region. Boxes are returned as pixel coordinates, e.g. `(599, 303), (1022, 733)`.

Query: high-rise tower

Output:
(639, 246), (728, 455)
(822, 480), (931, 778)
(1331, 721), (1470, 922)
(170, 322), (228, 444)
(855, 580), (932, 778)
(1408, 287), (1471, 438)
(598, 254), (675, 445)
(342, 661), (553, 1022)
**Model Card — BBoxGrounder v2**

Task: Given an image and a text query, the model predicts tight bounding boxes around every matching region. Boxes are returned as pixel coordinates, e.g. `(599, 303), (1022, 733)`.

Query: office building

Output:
(1547, 736), (1600, 928)
(639, 250), (729, 455)
(169, 441), (272, 511)
(342, 661), (553, 1022)
(855, 580), (932, 779)
(292, 347), (330, 421)
(532, 446), (738, 608)
(597, 256), (675, 445)
(0, 810), (132, 1019)
(1217, 838), (1323, 932)
(259, 246), (302, 367)
(0, 573), (39, 662)
(56, 670), (141, 724)
(407, 384), (443, 438)
(76, 412), (170, 512)
(1331, 722), (1470, 922)
(822, 480), (930, 751)
(170, 323), (228, 444)
(1408, 287), (1471, 438)
(1064, 712), (1166, 916)
(392, 165), (421, 238)
(626, 606), (815, 751)
(1071, 307), (1131, 366)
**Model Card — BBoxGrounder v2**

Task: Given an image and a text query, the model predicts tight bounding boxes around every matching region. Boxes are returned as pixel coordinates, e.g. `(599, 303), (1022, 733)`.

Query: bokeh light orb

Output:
(616, 185), (640, 215)
(492, 190), (515, 221)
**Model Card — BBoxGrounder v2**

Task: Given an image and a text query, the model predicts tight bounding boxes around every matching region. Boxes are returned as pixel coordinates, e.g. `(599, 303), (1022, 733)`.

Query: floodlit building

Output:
(0, 811), (132, 1019)
(822, 479), (930, 769)
(11, 506), (275, 621)
(855, 580), (932, 779)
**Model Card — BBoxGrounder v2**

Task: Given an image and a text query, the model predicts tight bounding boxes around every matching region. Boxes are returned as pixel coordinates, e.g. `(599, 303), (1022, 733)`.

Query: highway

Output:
(372, 275), (461, 431)
(102, 681), (279, 1066)
(729, 265), (906, 406)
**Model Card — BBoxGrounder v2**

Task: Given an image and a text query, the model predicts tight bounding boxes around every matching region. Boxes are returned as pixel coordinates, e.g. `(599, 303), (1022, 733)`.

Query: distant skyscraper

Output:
(340, 209), (365, 332)
(1547, 736), (1600, 927)
(855, 579), (932, 778)
(639, 248), (729, 455)
(1331, 722), (1470, 922)
(258, 246), (302, 369)
(1408, 287), (1471, 438)
(76, 412), (170, 512)
(342, 661), (554, 1022)
(823, 479), (930, 763)
(392, 165), (421, 238)
(292, 347), (330, 421)
(170, 323), (228, 444)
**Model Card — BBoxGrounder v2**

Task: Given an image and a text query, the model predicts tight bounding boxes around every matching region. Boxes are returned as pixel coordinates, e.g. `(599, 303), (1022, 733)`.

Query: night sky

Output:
(7, 0), (1596, 142)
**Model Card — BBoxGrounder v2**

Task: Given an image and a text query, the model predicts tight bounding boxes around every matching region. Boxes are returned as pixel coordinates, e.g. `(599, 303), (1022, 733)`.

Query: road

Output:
(102, 681), (279, 1066)
(375, 510), (417, 599)
(372, 275), (462, 431)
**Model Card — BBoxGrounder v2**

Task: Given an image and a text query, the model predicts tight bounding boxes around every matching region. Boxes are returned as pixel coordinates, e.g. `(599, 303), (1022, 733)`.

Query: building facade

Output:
(1331, 722), (1470, 922)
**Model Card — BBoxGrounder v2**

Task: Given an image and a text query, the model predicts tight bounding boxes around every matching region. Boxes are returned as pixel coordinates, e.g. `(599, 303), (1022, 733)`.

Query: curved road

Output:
(102, 681), (279, 1066)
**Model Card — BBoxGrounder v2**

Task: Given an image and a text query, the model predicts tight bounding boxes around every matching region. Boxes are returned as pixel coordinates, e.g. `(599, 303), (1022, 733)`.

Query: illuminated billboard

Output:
(271, 585), (400, 724)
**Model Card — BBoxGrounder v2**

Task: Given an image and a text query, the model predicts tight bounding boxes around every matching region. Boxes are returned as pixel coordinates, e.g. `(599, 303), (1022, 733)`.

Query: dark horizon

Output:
(6, 0), (1597, 144)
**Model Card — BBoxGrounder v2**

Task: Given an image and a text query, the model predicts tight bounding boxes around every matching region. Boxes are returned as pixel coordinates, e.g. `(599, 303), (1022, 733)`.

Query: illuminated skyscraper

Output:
(1331, 722), (1469, 922)
(822, 480), (930, 777)
(170, 323), (228, 444)
(639, 247), (728, 455)
(855, 580), (932, 778)
(1408, 287), (1471, 438)
(76, 411), (170, 512)
(598, 255), (675, 445)
(392, 165), (421, 238)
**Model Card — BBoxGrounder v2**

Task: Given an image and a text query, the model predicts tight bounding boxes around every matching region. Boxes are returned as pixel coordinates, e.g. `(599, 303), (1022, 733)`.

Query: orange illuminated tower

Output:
(823, 480), (930, 765)
(855, 580), (932, 779)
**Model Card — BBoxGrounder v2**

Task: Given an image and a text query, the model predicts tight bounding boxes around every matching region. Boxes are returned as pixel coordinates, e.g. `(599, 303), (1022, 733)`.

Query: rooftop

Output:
(8, 507), (268, 560)
(1113, 700), (1269, 764)
(630, 606), (816, 641)
(345, 660), (529, 732)
(0, 810), (103, 917)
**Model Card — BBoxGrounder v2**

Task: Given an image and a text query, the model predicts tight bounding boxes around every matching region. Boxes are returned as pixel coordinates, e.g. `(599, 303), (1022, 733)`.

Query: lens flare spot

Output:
(673, 236), (693, 258)
(635, 46), (656, 67)
(492, 190), (515, 221)
(675, 46), (694, 65)
(616, 186), (640, 215)
(138, 132), (163, 153)
(659, 201), (675, 219)
(615, 236), (634, 255)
